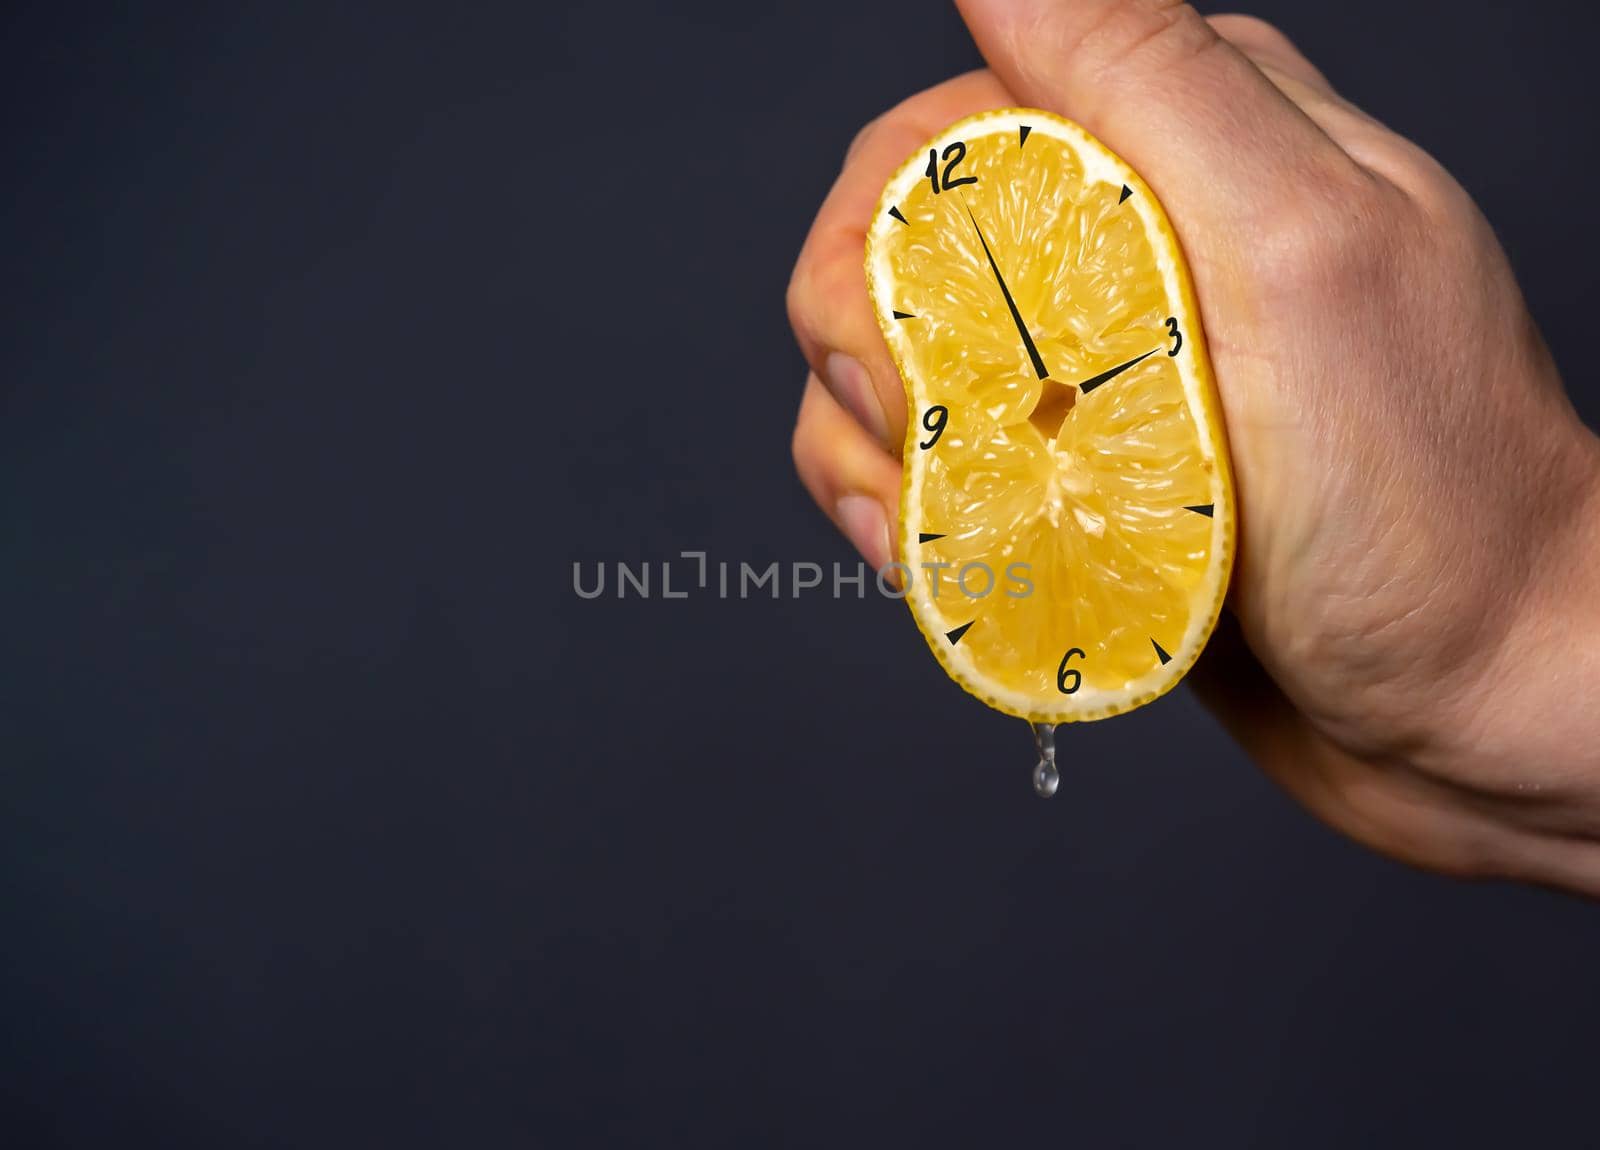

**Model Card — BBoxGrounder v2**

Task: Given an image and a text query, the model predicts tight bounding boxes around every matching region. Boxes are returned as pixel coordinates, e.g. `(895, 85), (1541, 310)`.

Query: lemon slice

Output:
(866, 108), (1235, 722)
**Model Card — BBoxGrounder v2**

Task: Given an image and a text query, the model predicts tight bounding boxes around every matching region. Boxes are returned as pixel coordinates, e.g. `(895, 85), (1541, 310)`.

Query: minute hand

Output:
(962, 203), (1050, 381)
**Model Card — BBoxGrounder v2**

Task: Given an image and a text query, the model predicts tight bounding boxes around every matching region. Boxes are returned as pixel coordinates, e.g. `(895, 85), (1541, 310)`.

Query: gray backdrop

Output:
(4, 1), (1597, 1146)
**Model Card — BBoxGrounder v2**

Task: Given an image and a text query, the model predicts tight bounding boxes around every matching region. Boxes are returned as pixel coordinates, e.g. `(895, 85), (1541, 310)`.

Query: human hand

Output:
(788, 0), (1600, 891)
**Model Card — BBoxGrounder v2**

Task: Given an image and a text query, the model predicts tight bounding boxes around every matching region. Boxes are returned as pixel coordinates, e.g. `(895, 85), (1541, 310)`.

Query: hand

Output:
(787, 0), (1600, 892)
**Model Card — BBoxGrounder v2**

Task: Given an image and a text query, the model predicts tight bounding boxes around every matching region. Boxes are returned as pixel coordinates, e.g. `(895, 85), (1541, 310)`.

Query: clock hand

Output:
(961, 201), (1050, 381)
(1074, 347), (1160, 394)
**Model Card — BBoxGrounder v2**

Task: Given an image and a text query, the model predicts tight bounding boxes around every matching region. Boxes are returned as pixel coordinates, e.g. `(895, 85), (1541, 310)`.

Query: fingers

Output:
(952, 0), (1365, 239)
(787, 70), (1014, 456)
(792, 373), (902, 571)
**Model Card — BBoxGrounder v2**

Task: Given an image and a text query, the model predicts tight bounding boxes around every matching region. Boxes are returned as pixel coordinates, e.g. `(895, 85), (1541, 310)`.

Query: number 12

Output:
(925, 142), (978, 195)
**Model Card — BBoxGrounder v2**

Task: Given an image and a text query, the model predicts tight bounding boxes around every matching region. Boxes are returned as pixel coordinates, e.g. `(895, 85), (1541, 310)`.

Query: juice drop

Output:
(1031, 722), (1059, 798)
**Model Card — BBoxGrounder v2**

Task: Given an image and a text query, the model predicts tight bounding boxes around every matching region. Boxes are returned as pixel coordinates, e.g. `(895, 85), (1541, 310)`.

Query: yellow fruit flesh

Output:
(874, 115), (1223, 705)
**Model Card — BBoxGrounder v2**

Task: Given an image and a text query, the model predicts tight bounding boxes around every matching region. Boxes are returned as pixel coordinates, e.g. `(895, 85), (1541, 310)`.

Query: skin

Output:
(788, 0), (1600, 894)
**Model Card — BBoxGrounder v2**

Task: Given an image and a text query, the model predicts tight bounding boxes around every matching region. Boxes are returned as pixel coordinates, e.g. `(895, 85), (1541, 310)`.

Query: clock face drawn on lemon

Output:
(865, 108), (1235, 723)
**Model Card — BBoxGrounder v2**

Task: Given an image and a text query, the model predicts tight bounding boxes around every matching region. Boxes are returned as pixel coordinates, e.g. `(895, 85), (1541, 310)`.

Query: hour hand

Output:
(961, 202), (1050, 381)
(1075, 347), (1160, 395)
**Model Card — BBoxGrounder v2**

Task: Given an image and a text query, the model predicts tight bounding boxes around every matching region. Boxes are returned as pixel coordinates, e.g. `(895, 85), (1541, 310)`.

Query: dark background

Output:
(4, 1), (1597, 1146)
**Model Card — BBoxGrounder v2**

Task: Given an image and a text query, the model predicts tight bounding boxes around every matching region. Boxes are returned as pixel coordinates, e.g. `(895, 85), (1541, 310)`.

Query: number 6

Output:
(1056, 648), (1085, 694)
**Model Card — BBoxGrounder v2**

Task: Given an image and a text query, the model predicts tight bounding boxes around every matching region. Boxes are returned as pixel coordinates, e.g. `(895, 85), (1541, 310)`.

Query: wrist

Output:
(1431, 423), (1600, 875)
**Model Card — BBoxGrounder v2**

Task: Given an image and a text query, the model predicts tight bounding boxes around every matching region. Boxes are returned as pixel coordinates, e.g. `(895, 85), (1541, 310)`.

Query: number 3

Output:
(1165, 316), (1183, 357)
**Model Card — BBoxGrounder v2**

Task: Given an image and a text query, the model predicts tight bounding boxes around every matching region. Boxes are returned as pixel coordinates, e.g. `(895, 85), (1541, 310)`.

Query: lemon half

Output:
(866, 108), (1235, 722)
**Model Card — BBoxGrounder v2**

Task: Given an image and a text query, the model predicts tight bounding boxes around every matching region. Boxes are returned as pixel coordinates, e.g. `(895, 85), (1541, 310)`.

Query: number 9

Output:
(920, 405), (948, 450)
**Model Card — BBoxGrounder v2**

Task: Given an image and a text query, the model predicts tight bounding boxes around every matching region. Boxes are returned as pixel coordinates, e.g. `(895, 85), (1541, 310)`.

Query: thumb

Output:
(953, 0), (1355, 234)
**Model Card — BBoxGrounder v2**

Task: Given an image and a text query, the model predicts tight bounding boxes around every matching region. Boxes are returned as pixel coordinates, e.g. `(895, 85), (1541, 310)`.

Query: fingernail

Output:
(823, 352), (890, 445)
(836, 494), (891, 572)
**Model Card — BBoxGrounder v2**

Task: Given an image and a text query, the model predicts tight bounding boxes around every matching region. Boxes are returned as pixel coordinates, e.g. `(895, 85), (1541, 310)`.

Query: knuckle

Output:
(791, 396), (830, 495)
(1398, 151), (1478, 225)
(816, 242), (863, 301)
(844, 115), (882, 165)
(784, 267), (812, 353)
(1079, 0), (1219, 82)
(788, 238), (862, 350)
(791, 392), (816, 472)
(1251, 171), (1401, 297)
(785, 259), (811, 335)
(790, 415), (807, 474)
(1206, 13), (1292, 54)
